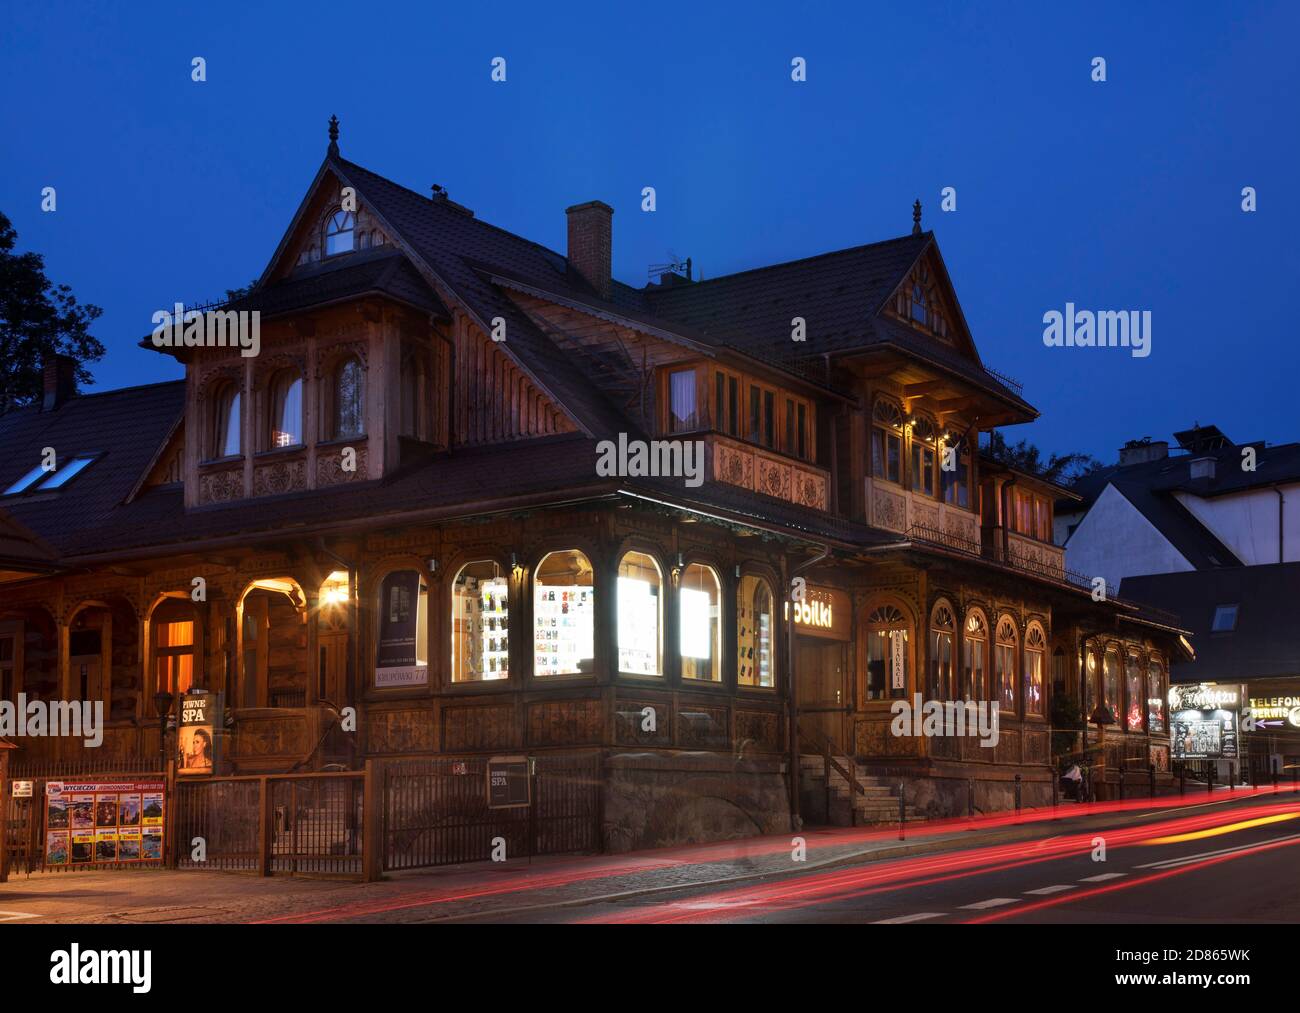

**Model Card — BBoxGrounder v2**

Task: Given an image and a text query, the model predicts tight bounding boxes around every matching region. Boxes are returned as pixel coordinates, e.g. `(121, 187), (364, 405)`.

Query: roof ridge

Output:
(646, 231), (930, 294)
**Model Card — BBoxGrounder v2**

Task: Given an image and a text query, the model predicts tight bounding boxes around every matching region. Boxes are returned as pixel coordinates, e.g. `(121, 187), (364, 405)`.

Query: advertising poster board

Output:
(177, 691), (217, 775)
(487, 755), (531, 809)
(44, 780), (165, 869)
(376, 570), (428, 687)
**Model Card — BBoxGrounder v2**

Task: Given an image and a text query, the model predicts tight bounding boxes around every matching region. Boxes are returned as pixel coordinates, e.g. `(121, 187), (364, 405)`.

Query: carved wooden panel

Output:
(734, 709), (780, 753)
(677, 703), (728, 749)
(198, 465), (244, 505)
(253, 456), (307, 498)
(443, 704), (517, 752)
(614, 696), (672, 747)
(317, 443), (369, 485)
(872, 485), (907, 532)
(527, 698), (603, 747)
(367, 707), (438, 754)
(231, 714), (310, 758)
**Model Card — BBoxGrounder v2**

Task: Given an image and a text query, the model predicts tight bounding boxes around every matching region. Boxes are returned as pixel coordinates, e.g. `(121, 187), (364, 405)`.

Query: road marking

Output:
(0, 911), (38, 923)
(1024, 885), (1074, 895)
(960, 897), (1018, 909)
(873, 912), (945, 924)
(1140, 811), (1300, 845)
(1079, 873), (1126, 882)
(1136, 832), (1300, 871)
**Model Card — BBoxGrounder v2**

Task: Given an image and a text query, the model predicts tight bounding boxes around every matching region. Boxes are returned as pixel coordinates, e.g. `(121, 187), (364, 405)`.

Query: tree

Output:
(0, 211), (105, 414)
(984, 430), (1104, 486)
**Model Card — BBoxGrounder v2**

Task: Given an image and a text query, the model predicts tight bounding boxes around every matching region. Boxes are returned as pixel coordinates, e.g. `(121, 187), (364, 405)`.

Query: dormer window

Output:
(325, 209), (355, 256)
(895, 263), (949, 339)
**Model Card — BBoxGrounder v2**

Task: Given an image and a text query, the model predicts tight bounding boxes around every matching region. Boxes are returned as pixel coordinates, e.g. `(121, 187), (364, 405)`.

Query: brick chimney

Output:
(42, 354), (77, 412)
(566, 201), (613, 299)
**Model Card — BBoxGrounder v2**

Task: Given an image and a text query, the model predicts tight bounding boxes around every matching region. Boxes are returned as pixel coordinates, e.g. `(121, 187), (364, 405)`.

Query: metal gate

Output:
(383, 752), (601, 871)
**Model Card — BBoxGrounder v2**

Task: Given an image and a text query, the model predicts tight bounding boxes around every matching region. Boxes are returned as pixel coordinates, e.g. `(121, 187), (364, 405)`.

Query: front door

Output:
(797, 638), (849, 754)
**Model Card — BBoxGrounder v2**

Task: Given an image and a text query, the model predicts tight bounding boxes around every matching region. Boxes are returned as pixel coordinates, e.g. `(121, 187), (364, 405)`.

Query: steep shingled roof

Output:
(0, 381), (186, 554)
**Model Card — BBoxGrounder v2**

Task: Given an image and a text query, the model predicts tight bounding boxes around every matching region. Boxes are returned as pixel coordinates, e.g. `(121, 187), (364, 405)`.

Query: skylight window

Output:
(40, 455), (96, 489)
(1211, 604), (1238, 632)
(2, 455), (99, 496)
(3, 464), (49, 495)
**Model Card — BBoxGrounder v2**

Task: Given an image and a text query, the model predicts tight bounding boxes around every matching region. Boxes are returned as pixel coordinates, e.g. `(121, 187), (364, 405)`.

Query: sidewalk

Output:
(3, 788), (1290, 924)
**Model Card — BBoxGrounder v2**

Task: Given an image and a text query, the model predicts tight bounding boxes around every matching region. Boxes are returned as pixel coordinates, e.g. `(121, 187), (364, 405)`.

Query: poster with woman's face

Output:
(178, 726), (214, 774)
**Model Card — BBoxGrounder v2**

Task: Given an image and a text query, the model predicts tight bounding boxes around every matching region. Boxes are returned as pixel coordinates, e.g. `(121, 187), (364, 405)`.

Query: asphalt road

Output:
(459, 793), (1300, 924)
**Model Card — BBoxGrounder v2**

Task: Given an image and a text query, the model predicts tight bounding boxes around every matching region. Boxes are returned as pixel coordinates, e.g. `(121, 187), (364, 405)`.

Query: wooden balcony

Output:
(705, 434), (830, 512)
(864, 477), (980, 545)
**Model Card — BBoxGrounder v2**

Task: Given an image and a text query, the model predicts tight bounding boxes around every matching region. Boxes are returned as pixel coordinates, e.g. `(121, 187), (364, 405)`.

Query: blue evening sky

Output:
(2, 1), (1296, 463)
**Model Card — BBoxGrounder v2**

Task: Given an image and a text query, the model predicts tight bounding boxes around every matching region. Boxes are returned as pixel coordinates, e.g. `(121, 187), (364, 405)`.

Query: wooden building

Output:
(0, 121), (1188, 850)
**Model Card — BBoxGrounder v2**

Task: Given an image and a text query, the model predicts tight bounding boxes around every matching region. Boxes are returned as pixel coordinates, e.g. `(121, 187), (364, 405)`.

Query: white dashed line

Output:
(1079, 873), (1126, 882)
(960, 897), (1018, 909)
(1024, 885), (1075, 895)
(873, 912), (945, 924)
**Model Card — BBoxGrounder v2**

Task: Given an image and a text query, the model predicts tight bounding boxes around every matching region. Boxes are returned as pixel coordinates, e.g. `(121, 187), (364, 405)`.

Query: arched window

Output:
(534, 550), (595, 676)
(1103, 647), (1121, 724)
(928, 601), (954, 700)
(215, 386), (241, 458)
(871, 399), (903, 485)
(452, 561), (508, 682)
(334, 358), (365, 438)
(962, 609), (987, 701)
(910, 416), (937, 498)
(679, 563), (721, 682)
(737, 575), (774, 688)
(1125, 650), (1144, 731)
(325, 209), (355, 256)
(270, 371), (303, 448)
(152, 600), (196, 706)
(910, 282), (928, 326)
(1085, 646), (1099, 719)
(1147, 658), (1166, 733)
(617, 551), (662, 677)
(865, 602), (910, 701)
(1024, 623), (1046, 716)
(995, 617), (1018, 714)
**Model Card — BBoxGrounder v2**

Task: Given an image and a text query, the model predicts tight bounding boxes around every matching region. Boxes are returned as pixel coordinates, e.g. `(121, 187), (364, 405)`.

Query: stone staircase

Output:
(800, 753), (921, 827)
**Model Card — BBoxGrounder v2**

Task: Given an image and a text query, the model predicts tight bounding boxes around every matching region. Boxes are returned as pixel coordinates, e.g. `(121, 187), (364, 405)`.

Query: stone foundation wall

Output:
(603, 750), (790, 853)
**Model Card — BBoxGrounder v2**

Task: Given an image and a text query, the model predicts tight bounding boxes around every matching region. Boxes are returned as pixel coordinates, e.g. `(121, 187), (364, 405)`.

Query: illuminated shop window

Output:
(737, 575), (774, 688)
(534, 550), (595, 677)
(1125, 651), (1144, 731)
(373, 571), (428, 690)
(679, 563), (721, 682)
(865, 603), (910, 701)
(452, 561), (508, 683)
(1147, 659), (1166, 733)
(1024, 623), (1046, 716)
(962, 610), (987, 701)
(617, 552), (662, 677)
(1103, 648), (1121, 724)
(928, 601), (954, 700)
(995, 617), (1018, 714)
(1085, 648), (1099, 718)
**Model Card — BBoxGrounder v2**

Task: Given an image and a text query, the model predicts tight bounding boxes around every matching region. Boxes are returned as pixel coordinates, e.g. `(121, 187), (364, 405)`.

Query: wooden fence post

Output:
(165, 759), (179, 869)
(0, 748), (10, 884)
(363, 759), (382, 882)
(257, 776), (272, 876)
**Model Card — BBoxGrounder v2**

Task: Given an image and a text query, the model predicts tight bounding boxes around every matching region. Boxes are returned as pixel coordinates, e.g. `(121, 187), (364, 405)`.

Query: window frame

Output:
(532, 548), (597, 680)
(864, 599), (912, 701)
(871, 398), (904, 486)
(995, 616), (1019, 715)
(325, 208), (356, 257)
(678, 561), (723, 684)
(1023, 622), (1046, 717)
(736, 572), (776, 690)
(616, 550), (665, 679)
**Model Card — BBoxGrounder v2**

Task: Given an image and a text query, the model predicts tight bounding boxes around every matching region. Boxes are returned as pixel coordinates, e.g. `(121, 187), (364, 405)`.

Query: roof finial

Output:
(328, 114), (340, 154)
(912, 198), (922, 235)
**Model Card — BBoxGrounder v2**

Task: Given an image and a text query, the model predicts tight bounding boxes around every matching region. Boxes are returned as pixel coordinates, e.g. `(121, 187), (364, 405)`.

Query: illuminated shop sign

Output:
(1168, 683), (1240, 760)
(783, 586), (849, 641)
(1247, 695), (1300, 730)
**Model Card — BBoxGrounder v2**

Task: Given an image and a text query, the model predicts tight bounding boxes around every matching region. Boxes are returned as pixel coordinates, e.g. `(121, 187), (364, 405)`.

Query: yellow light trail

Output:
(1142, 811), (1300, 845)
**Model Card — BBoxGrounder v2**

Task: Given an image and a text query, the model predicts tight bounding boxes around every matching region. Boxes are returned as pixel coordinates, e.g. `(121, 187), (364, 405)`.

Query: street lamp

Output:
(154, 690), (175, 771)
